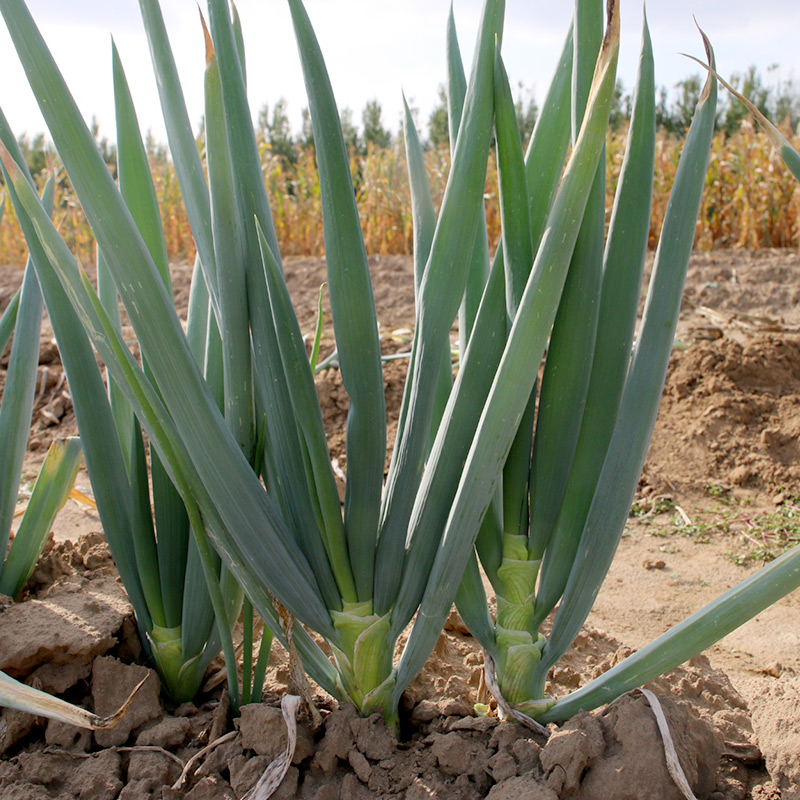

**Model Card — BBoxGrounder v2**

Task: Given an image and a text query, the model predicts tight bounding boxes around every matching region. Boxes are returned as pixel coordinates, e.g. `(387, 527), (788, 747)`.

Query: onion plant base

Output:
(330, 603), (397, 724)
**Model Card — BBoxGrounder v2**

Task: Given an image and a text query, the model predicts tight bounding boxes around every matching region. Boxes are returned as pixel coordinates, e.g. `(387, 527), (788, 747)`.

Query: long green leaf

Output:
(527, 0), (605, 566)
(402, 94), (436, 299)
(289, 0), (386, 601)
(207, 0), (280, 260)
(493, 45), (534, 555)
(399, 95), (451, 454)
(0, 257), (41, 555)
(203, 1), (341, 616)
(494, 48), (531, 319)
(0, 289), (19, 357)
(185, 258), (210, 366)
(447, 4), (490, 354)
(113, 40), (186, 632)
(257, 220), (356, 604)
(96, 246), (135, 469)
(204, 0), (298, 492)
(494, 18), (574, 579)
(446, 3), (467, 149)
(539, 542), (800, 722)
(454, 551), (498, 658)
(532, 11), (656, 626)
(127, 425), (167, 630)
(393, 262), (507, 633)
(204, 27), (254, 457)
(138, 0), (218, 302)
(524, 23), (574, 251)
(0, 437), (81, 599)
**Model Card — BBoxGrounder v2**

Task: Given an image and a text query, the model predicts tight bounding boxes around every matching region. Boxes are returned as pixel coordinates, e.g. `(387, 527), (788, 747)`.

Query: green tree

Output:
(720, 65), (770, 134)
(514, 84), (538, 146)
(771, 74), (800, 131)
(267, 97), (297, 165)
(608, 78), (630, 131)
(671, 75), (702, 132)
(428, 85), (449, 150)
(362, 98), (391, 150)
(90, 116), (117, 177)
(145, 129), (168, 164)
(299, 106), (315, 151)
(15, 132), (47, 179)
(340, 107), (359, 153)
(256, 102), (270, 140)
(655, 85), (672, 132)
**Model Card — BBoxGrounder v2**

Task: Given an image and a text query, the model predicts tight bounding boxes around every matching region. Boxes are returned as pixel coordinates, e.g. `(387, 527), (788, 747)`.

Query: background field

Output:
(1, 123), (799, 270)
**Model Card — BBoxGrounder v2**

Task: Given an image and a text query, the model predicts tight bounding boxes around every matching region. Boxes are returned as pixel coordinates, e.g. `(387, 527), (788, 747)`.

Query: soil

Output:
(2, 248), (800, 799)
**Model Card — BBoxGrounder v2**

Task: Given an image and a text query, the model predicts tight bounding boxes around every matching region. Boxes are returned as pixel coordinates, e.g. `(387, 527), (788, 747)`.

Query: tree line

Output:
(247, 63), (800, 165)
(9, 64), (800, 180)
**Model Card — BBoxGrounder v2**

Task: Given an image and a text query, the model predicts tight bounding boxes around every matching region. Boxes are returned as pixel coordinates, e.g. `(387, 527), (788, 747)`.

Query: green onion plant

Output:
(0, 186), (82, 602)
(0, 66), (245, 706)
(0, 194), (112, 723)
(446, 7), (800, 723)
(2, 0), (800, 729)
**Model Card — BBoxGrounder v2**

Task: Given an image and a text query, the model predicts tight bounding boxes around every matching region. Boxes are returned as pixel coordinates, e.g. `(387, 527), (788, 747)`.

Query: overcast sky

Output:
(1, 1), (799, 145)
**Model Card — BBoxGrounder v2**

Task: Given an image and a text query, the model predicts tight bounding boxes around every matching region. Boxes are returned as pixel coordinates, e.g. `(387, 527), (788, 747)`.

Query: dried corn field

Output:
(1, 123), (798, 267)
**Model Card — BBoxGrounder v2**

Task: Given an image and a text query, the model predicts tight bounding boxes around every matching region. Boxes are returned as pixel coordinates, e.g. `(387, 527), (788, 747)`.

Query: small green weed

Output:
(632, 487), (800, 565)
(630, 494), (676, 518)
(727, 497), (800, 565)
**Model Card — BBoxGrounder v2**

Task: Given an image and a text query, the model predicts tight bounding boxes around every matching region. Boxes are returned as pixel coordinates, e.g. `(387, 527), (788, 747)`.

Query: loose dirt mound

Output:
(647, 335), (800, 498)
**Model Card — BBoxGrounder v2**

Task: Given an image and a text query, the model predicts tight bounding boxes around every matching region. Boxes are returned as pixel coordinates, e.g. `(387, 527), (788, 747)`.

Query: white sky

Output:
(1, 1), (799, 145)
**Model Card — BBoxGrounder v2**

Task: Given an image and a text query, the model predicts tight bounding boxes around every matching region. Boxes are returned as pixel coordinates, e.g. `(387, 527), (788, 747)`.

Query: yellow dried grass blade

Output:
(0, 671), (148, 729)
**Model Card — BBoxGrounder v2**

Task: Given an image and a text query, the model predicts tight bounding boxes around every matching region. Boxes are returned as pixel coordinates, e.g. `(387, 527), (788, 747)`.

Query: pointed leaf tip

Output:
(691, 18), (716, 101)
(199, 7), (214, 65)
(683, 44), (781, 143)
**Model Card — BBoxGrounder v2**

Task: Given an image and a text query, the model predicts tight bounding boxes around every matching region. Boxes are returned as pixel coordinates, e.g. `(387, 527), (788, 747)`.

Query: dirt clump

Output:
(0, 572), (130, 679)
(647, 335), (800, 498)
(748, 673), (800, 800)
(91, 658), (162, 748)
(539, 693), (722, 800)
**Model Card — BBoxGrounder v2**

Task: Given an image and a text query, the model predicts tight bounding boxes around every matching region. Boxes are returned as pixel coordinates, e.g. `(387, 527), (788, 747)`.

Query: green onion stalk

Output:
(3, 0), (800, 727)
(0, 191), (117, 721)
(450, 6), (800, 724)
(0, 182), (83, 603)
(0, 34), (246, 706)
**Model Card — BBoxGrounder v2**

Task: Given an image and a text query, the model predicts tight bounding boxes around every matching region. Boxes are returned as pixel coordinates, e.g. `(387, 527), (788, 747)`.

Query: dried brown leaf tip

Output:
(603, 0), (620, 52)
(199, 7), (215, 66)
(692, 18), (716, 102)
